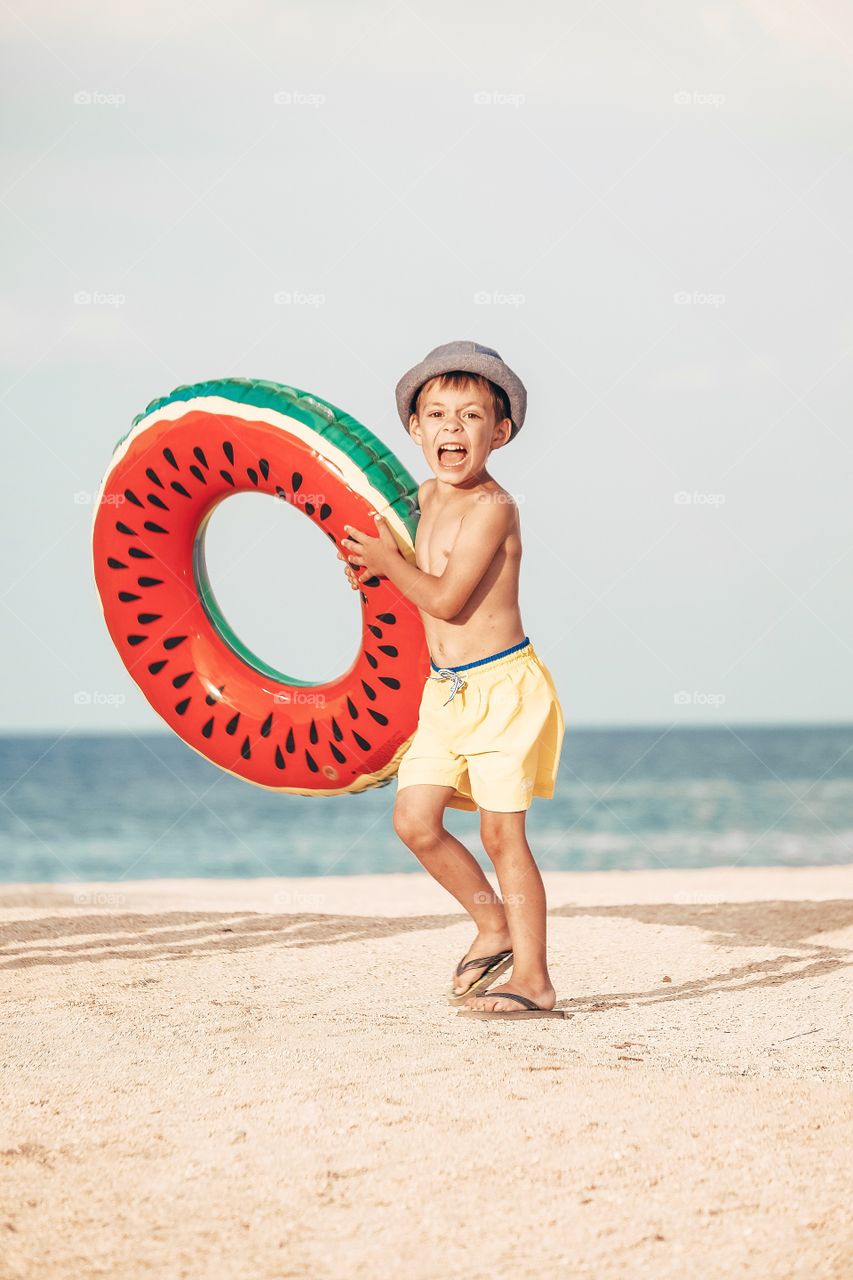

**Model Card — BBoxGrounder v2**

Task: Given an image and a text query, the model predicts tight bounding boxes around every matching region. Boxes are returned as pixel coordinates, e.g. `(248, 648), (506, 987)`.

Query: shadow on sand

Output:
(1, 896), (851, 1012)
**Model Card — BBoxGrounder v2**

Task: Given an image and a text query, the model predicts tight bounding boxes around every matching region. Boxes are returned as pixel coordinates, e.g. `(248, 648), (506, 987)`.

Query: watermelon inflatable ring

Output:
(91, 377), (429, 796)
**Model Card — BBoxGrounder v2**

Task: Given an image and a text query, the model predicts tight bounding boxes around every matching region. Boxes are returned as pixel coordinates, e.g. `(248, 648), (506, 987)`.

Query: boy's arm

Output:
(416, 477), (435, 513)
(344, 498), (515, 622)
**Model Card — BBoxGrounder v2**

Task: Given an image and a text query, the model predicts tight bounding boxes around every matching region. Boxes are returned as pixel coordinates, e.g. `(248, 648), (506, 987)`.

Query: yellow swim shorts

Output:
(395, 636), (565, 813)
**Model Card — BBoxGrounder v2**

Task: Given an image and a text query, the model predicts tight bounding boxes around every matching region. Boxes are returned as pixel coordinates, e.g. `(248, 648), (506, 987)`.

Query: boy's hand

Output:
(336, 549), (361, 591)
(341, 515), (402, 581)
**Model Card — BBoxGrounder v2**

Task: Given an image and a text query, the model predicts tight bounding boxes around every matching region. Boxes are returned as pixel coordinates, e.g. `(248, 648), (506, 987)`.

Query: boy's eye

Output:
(427, 409), (481, 418)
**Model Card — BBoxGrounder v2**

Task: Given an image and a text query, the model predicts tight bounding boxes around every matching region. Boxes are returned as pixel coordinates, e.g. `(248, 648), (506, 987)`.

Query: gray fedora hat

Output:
(395, 340), (527, 441)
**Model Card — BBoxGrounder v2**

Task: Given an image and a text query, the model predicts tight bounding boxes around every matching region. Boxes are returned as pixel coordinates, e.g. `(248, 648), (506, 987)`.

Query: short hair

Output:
(412, 371), (512, 429)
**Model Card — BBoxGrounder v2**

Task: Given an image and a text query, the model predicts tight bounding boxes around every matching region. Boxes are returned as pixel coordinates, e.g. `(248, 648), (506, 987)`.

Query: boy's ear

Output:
(408, 412), (422, 443)
(490, 417), (513, 450)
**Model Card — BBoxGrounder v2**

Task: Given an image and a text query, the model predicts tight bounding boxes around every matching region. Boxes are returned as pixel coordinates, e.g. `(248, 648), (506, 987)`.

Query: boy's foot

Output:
(450, 931), (513, 998)
(461, 978), (557, 1013)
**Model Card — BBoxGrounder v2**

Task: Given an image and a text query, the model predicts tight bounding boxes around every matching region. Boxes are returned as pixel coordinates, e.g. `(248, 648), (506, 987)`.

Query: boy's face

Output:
(407, 378), (512, 486)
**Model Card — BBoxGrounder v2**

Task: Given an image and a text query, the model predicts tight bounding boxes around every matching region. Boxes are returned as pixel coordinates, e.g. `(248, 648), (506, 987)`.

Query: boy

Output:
(339, 341), (566, 1020)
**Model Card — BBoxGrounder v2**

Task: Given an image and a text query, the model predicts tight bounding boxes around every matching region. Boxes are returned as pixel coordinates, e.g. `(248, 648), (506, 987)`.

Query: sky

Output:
(1, 0), (852, 731)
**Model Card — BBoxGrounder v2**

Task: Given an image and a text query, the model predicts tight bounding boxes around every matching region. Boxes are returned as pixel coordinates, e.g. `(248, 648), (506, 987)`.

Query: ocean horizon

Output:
(1, 725), (851, 884)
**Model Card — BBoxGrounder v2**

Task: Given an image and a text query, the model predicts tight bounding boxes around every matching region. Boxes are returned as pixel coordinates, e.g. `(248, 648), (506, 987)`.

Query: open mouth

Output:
(437, 443), (468, 469)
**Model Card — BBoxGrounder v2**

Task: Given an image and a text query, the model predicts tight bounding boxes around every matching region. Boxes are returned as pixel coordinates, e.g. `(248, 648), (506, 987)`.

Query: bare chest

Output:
(415, 506), (464, 576)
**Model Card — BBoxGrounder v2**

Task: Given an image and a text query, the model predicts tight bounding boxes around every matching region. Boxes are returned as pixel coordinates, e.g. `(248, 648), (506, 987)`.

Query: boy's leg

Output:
(461, 808), (557, 1012)
(393, 784), (512, 995)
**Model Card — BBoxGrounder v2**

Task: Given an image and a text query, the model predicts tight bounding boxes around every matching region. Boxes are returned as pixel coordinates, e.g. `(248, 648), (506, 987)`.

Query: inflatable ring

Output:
(91, 377), (428, 796)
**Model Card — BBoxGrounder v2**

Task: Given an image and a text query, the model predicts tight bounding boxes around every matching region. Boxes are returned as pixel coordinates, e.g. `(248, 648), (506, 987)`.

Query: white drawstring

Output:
(429, 668), (467, 705)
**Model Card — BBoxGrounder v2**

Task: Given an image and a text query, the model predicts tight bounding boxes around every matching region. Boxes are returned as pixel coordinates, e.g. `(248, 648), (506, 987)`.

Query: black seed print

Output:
(305, 750), (318, 773)
(147, 493), (169, 511)
(128, 548), (153, 560)
(163, 635), (187, 650)
(346, 696), (358, 720)
(363, 576), (380, 588)
(138, 577), (163, 588)
(163, 447), (179, 470)
(202, 718), (214, 738)
(368, 708), (388, 726)
(275, 486), (286, 500)
(378, 676), (400, 690)
(143, 521), (168, 535)
(260, 713), (273, 737)
(124, 489), (143, 507)
(304, 503), (315, 516)
(193, 446), (209, 469)
(107, 557), (127, 570)
(241, 736), (251, 760)
(145, 467), (163, 488)
(220, 470), (235, 487)
(368, 625), (382, 638)
(353, 732), (371, 752)
(148, 660), (167, 674)
(137, 613), (161, 624)
(360, 680), (376, 701)
(116, 522), (137, 536)
(223, 441), (234, 464)
(359, 592), (367, 605)
(172, 672), (192, 688)
(331, 717), (343, 741)
(118, 592), (141, 602)
(286, 728), (295, 753)
(171, 482), (192, 498)
(127, 634), (147, 646)
(259, 458), (270, 480)
(320, 503), (331, 520)
(189, 465), (206, 485)
(365, 652), (378, 669)
(175, 697), (191, 715)
(226, 713), (240, 735)
(247, 468), (258, 486)
(274, 746), (285, 769)
(377, 613), (397, 625)
(292, 472), (302, 491)
(330, 743), (346, 764)
(378, 645), (398, 658)
(309, 720), (318, 745)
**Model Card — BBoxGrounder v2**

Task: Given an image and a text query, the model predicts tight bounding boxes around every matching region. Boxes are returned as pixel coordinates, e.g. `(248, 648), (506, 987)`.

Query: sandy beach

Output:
(2, 864), (851, 1279)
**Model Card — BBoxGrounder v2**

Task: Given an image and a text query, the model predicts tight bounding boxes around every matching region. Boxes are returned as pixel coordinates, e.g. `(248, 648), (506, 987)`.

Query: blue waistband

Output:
(429, 636), (531, 674)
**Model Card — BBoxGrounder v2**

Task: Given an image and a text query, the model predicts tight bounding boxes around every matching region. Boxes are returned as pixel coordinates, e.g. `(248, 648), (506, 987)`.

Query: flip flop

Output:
(447, 948), (513, 1005)
(456, 991), (567, 1019)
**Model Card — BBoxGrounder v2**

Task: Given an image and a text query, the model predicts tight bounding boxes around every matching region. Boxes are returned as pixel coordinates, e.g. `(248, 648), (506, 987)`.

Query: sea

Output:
(0, 727), (851, 884)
